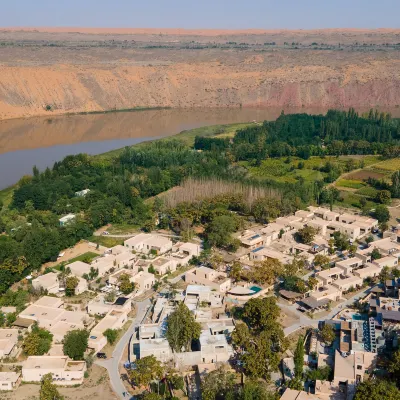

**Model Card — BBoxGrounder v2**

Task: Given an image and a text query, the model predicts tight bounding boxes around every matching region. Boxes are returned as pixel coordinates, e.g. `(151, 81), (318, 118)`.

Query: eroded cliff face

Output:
(0, 29), (399, 120)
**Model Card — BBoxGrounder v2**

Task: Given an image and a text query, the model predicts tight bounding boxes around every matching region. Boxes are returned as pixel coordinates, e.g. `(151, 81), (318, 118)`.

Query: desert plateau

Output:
(0, 27), (399, 120)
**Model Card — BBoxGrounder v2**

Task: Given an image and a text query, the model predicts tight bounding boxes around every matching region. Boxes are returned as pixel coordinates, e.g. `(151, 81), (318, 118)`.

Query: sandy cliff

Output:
(0, 28), (399, 120)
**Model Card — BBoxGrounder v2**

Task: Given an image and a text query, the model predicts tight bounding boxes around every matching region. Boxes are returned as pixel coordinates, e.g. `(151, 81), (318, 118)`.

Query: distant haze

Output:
(2, 0), (399, 29)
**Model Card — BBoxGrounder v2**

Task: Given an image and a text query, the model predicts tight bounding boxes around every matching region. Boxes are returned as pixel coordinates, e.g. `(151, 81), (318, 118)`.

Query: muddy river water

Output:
(0, 107), (398, 189)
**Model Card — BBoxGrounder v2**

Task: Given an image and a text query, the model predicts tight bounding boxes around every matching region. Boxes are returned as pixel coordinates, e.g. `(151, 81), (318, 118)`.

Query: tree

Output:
(307, 277), (319, 290)
(129, 355), (164, 387)
(379, 266), (391, 284)
(365, 235), (374, 245)
(103, 328), (118, 345)
(229, 261), (243, 282)
(118, 273), (134, 295)
(333, 231), (350, 251)
(23, 324), (53, 356)
(296, 226), (318, 245)
(354, 379), (400, 400)
(105, 289), (117, 303)
(0, 312), (4, 327)
(371, 248), (382, 260)
(247, 258), (283, 285)
(63, 329), (89, 360)
(166, 303), (201, 352)
(375, 190), (391, 205)
(294, 336), (304, 379)
(40, 373), (64, 400)
(391, 170), (400, 198)
(141, 393), (162, 400)
(243, 297), (281, 332)
(313, 254), (330, 270)
(205, 214), (240, 250)
(319, 324), (335, 345)
(388, 349), (400, 384)
(65, 275), (79, 297)
(375, 204), (390, 223)
(201, 366), (235, 400)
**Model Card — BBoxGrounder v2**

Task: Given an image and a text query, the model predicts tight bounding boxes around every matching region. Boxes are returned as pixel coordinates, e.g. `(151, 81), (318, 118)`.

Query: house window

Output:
(357, 365), (362, 370)
(42, 313), (48, 316)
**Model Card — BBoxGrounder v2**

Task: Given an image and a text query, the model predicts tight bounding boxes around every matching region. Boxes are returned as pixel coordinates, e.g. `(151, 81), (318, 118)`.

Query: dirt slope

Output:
(0, 28), (399, 120)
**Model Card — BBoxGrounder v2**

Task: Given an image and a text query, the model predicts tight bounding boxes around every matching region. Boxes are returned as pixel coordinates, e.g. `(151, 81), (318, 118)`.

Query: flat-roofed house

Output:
(0, 329), (19, 359)
(0, 372), (21, 391)
(335, 257), (364, 275)
(88, 310), (128, 352)
(249, 247), (294, 264)
(373, 255), (399, 269)
(170, 242), (201, 266)
(22, 356), (86, 385)
(331, 275), (363, 292)
(32, 272), (60, 295)
(316, 267), (347, 286)
(239, 230), (264, 249)
(67, 261), (91, 278)
(310, 284), (342, 302)
(74, 277), (88, 295)
(132, 271), (156, 293)
(139, 338), (171, 363)
(333, 350), (376, 395)
(199, 330), (234, 363)
(149, 257), (176, 276)
(87, 295), (131, 316)
(108, 268), (138, 288)
(354, 263), (382, 280)
(124, 234), (172, 255)
(185, 267), (231, 292)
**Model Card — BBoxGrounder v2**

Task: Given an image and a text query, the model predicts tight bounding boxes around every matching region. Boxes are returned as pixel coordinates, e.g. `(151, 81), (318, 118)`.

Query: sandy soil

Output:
(279, 309), (300, 329)
(0, 29), (398, 120)
(3, 365), (116, 400)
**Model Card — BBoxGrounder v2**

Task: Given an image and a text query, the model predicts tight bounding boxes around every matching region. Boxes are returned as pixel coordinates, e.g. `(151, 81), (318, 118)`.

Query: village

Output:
(1, 205), (400, 400)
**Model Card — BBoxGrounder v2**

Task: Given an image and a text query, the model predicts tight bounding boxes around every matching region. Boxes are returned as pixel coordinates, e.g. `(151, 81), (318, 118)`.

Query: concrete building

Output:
(88, 310), (128, 352)
(249, 247), (294, 264)
(332, 275), (363, 292)
(59, 214), (76, 227)
(22, 356), (86, 385)
(124, 233), (172, 255)
(185, 267), (231, 292)
(372, 255), (399, 269)
(0, 372), (21, 391)
(32, 272), (60, 295)
(132, 271), (155, 294)
(87, 295), (131, 316)
(0, 329), (19, 359)
(74, 276), (88, 295)
(335, 258), (364, 275)
(67, 261), (91, 278)
(354, 263), (382, 280)
(238, 230), (265, 249)
(19, 297), (94, 337)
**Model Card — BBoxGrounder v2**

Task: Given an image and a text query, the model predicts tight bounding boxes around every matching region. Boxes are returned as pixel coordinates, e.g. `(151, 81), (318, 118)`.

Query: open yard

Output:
(3, 365), (116, 400)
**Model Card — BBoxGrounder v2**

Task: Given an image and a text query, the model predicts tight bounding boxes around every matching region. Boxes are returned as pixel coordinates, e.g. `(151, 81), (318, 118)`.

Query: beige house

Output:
(88, 310), (128, 352)
(87, 294), (131, 316)
(32, 272), (60, 295)
(22, 356), (86, 385)
(108, 268), (138, 288)
(0, 329), (19, 359)
(67, 261), (91, 278)
(132, 271), (155, 293)
(310, 284), (342, 302)
(0, 372), (21, 391)
(373, 255), (399, 269)
(238, 230), (265, 249)
(335, 257), (364, 275)
(332, 275), (363, 292)
(185, 267), (231, 293)
(354, 263), (382, 280)
(249, 247), (294, 264)
(147, 257), (176, 276)
(74, 276), (88, 295)
(19, 297), (94, 337)
(124, 233), (172, 255)
(333, 350), (376, 395)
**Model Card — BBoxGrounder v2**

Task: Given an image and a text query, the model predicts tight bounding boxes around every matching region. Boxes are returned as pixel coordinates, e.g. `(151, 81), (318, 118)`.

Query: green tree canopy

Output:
(129, 355), (164, 387)
(166, 302), (201, 352)
(40, 373), (64, 400)
(63, 329), (89, 360)
(354, 379), (400, 400)
(23, 324), (53, 356)
(103, 328), (119, 345)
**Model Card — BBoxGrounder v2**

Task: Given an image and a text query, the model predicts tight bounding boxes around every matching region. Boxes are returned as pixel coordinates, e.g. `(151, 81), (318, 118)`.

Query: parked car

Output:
(97, 352), (107, 359)
(103, 231), (110, 235)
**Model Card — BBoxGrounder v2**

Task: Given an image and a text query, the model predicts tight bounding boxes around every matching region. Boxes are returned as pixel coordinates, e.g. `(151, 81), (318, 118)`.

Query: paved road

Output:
(96, 299), (151, 400)
(280, 286), (371, 337)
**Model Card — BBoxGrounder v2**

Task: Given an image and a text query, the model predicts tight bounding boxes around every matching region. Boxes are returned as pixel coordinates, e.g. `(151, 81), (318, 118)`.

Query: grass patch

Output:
(107, 223), (139, 234)
(0, 185), (15, 209)
(88, 235), (124, 247)
(336, 179), (366, 189)
(372, 158), (400, 171)
(336, 191), (375, 209)
(66, 251), (99, 264)
(356, 186), (379, 198)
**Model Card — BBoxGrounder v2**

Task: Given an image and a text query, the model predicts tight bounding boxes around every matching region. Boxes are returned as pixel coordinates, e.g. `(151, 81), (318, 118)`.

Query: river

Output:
(0, 107), (398, 189)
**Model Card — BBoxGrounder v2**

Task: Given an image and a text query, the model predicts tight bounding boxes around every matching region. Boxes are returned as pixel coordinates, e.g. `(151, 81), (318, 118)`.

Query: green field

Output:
(66, 251), (99, 264)
(336, 179), (366, 189)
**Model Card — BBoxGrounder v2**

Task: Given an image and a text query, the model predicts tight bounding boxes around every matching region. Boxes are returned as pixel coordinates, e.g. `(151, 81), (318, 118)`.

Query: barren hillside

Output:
(0, 28), (399, 120)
